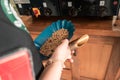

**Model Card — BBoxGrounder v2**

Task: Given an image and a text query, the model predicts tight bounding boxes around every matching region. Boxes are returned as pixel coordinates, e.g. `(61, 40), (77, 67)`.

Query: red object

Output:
(0, 48), (35, 80)
(34, 10), (38, 14)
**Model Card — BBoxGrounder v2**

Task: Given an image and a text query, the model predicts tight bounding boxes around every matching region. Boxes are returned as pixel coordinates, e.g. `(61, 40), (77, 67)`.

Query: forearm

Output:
(39, 39), (72, 80)
(39, 61), (63, 80)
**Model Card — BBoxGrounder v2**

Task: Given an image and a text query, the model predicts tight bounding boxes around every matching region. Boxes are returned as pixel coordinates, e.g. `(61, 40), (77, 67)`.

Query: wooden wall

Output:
(21, 16), (120, 80)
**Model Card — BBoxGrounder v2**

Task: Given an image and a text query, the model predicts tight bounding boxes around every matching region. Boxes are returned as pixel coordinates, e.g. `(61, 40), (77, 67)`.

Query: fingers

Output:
(69, 58), (74, 63)
(66, 59), (74, 63)
(55, 39), (74, 63)
(71, 50), (75, 54)
(62, 39), (69, 43)
(67, 53), (74, 63)
(61, 39), (69, 47)
(62, 39), (75, 55)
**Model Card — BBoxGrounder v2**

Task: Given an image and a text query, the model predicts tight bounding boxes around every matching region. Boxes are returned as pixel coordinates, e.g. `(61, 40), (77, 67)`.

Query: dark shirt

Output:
(0, 1), (43, 79)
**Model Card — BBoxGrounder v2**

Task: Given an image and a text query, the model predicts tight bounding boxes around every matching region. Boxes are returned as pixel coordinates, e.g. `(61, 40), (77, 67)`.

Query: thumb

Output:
(60, 39), (69, 47)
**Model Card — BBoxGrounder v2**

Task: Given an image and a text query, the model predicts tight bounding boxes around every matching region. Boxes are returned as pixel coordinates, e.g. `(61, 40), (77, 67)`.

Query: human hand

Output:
(50, 39), (73, 64)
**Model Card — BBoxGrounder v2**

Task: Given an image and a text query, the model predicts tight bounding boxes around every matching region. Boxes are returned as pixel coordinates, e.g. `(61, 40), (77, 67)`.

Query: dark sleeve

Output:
(0, 4), (44, 79)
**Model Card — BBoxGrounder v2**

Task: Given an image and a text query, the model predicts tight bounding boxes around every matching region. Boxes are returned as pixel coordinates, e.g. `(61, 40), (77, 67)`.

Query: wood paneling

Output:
(80, 76), (97, 80)
(105, 39), (120, 80)
(115, 68), (120, 80)
(21, 16), (120, 80)
(61, 69), (72, 80)
(61, 61), (72, 80)
(71, 36), (113, 80)
(30, 32), (39, 40)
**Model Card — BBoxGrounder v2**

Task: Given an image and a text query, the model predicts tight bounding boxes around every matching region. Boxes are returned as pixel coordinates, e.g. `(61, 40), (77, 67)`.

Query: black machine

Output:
(41, 0), (60, 16)
(14, 0), (120, 17)
(58, 0), (79, 16)
(59, 0), (119, 17)
(14, 0), (32, 15)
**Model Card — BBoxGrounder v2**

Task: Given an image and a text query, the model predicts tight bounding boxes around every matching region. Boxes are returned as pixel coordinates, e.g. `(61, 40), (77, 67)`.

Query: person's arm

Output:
(39, 60), (63, 80)
(39, 39), (73, 80)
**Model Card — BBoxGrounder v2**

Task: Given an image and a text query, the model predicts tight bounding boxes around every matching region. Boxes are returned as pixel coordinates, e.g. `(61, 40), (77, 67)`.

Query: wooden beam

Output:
(105, 38), (120, 80)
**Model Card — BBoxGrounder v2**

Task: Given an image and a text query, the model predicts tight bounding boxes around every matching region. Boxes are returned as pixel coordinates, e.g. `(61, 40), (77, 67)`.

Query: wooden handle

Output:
(69, 34), (89, 50)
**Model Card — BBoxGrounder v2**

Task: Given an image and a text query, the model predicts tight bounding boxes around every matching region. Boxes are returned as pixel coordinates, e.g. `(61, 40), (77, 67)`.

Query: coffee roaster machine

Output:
(13, 0), (120, 17)
(13, 0), (31, 15)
